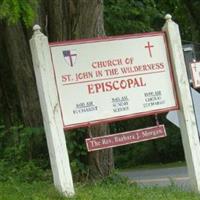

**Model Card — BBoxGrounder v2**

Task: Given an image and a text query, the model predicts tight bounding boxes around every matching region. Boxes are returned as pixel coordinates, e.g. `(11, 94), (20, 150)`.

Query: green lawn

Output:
(1, 179), (200, 200)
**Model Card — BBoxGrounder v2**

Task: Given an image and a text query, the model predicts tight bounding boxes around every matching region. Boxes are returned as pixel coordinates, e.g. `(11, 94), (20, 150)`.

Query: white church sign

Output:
(50, 32), (178, 129)
(29, 14), (200, 197)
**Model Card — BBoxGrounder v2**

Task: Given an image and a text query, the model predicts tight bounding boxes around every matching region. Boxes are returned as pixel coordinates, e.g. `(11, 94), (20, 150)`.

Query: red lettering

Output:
(92, 62), (97, 68)
(62, 75), (72, 83)
(87, 77), (146, 94)
(62, 75), (68, 82)
(91, 59), (123, 68)
(95, 83), (102, 93)
(113, 81), (119, 90)
(105, 81), (113, 92)
(120, 80), (127, 89)
(159, 62), (165, 69)
(107, 60), (112, 66)
(127, 79), (134, 88)
(88, 84), (95, 94)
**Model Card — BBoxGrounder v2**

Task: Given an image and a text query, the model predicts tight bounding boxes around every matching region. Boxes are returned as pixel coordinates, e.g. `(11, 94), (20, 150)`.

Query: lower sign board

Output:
(50, 32), (178, 129)
(85, 125), (166, 152)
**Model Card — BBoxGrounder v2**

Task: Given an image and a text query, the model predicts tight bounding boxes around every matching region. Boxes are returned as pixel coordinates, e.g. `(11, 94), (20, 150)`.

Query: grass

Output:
(1, 178), (200, 200)
(75, 182), (200, 200)
(0, 180), (62, 200)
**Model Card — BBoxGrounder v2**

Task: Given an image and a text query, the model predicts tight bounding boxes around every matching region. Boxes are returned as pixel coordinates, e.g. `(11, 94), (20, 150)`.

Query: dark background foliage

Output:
(1, 0), (200, 181)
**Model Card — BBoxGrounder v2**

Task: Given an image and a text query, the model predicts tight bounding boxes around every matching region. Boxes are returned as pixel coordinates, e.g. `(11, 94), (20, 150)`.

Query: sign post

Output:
(29, 25), (74, 196)
(163, 14), (200, 192)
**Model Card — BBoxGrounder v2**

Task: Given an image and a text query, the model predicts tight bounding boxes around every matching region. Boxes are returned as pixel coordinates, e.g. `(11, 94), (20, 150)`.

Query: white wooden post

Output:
(163, 14), (200, 192)
(29, 25), (75, 196)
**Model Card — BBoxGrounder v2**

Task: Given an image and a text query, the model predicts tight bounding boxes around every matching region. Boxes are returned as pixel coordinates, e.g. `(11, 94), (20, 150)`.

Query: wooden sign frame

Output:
(49, 32), (178, 129)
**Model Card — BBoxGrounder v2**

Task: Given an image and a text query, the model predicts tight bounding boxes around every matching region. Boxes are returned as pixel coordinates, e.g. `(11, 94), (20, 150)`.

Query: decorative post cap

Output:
(32, 24), (42, 36)
(165, 14), (172, 21)
(33, 24), (41, 31)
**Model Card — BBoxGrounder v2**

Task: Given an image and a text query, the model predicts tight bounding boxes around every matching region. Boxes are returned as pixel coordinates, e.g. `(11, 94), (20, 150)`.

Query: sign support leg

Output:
(29, 25), (74, 197)
(163, 14), (200, 192)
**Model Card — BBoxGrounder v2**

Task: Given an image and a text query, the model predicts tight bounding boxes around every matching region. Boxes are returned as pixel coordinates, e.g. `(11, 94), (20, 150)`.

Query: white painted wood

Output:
(29, 25), (74, 196)
(163, 14), (200, 192)
(167, 87), (200, 135)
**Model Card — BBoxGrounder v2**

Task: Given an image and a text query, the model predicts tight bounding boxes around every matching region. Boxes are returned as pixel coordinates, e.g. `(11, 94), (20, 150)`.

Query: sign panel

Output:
(191, 62), (200, 88)
(86, 125), (166, 151)
(50, 32), (178, 129)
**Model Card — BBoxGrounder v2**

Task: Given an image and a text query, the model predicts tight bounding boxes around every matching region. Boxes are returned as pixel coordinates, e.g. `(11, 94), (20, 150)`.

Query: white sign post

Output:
(29, 25), (74, 196)
(163, 14), (200, 192)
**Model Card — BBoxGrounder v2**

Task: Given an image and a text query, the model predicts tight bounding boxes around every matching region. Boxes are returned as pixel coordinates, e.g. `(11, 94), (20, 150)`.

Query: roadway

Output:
(120, 166), (190, 189)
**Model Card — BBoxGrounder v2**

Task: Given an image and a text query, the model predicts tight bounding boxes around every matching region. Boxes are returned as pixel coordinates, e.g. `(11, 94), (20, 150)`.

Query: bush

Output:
(65, 128), (89, 181)
(0, 124), (51, 182)
(111, 115), (185, 168)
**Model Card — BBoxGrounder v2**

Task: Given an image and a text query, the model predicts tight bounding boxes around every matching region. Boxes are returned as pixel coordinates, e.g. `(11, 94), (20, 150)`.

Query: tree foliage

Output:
(104, 0), (162, 35)
(155, 0), (200, 44)
(0, 0), (200, 182)
(104, 0), (200, 43)
(0, 0), (114, 181)
(104, 0), (200, 167)
(0, 0), (37, 26)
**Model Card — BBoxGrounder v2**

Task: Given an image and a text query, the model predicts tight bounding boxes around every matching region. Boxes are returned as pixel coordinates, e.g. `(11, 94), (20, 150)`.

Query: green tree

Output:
(104, 0), (189, 167)
(104, 0), (162, 35)
(0, 0), (113, 180)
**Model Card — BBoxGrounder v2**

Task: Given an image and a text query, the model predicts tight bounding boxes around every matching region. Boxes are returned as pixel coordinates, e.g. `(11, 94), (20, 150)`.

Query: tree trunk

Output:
(0, 23), (22, 125)
(88, 124), (114, 179)
(46, 0), (114, 179)
(2, 22), (42, 127)
(0, 0), (113, 178)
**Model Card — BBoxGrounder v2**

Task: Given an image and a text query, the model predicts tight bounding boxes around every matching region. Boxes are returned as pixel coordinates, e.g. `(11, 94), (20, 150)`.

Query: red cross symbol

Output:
(145, 41), (154, 58)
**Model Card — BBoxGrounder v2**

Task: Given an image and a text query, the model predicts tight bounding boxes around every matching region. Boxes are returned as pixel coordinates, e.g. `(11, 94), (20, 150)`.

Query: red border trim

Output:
(49, 31), (179, 130)
(50, 32), (165, 47)
(162, 32), (179, 110)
